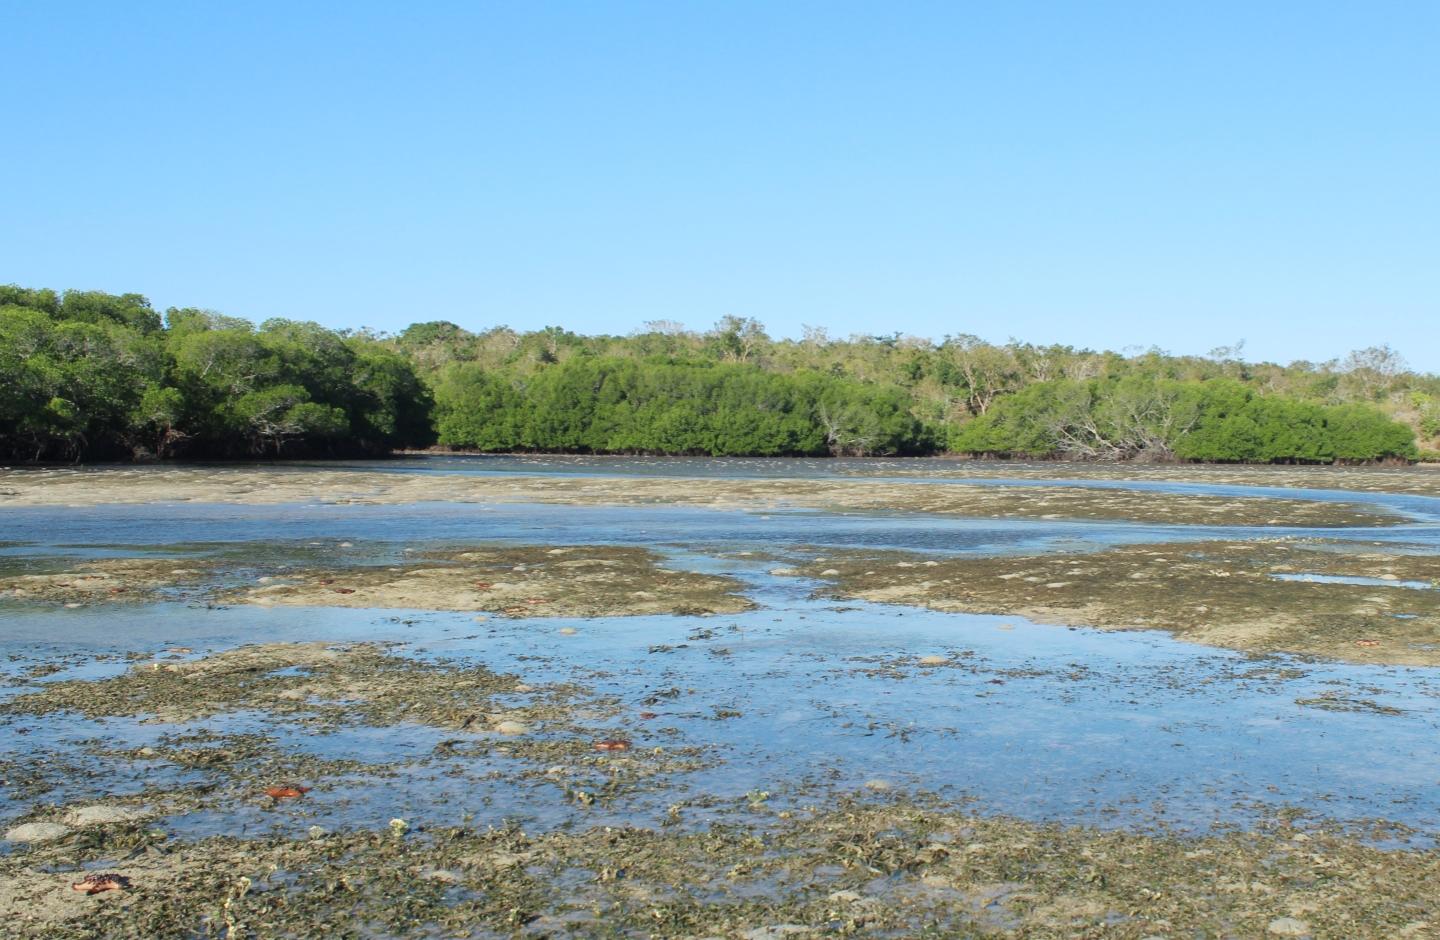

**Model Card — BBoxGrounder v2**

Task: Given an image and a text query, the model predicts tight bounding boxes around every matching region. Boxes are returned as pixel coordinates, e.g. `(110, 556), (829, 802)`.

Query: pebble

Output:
(492, 720), (529, 735)
(63, 805), (149, 827)
(1267, 917), (1311, 937)
(3, 822), (72, 843)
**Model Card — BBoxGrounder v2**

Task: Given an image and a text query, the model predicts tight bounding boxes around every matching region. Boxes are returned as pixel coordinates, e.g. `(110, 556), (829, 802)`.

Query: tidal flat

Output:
(2, 458), (1439, 938)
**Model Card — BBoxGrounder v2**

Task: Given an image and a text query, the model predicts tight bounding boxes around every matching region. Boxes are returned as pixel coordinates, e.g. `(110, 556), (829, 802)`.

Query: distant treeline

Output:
(950, 377), (1418, 462)
(435, 358), (929, 456)
(2, 285), (1433, 463)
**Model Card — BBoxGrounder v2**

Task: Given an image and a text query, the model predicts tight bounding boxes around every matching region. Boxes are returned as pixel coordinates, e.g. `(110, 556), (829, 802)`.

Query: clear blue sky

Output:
(4, 1), (1437, 369)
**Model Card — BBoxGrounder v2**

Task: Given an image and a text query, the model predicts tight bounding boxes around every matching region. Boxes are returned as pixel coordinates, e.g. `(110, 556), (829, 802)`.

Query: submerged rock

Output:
(1267, 917), (1311, 937)
(742, 927), (814, 940)
(3, 822), (72, 843)
(743, 921), (812, 938)
(63, 805), (150, 827)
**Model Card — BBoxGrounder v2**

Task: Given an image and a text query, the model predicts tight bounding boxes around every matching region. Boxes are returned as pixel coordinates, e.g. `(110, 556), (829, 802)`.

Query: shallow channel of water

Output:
(4, 461), (1440, 848)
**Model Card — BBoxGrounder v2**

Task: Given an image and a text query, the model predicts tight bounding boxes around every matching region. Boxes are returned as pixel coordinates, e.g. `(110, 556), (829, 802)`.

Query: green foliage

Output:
(434, 357), (927, 456)
(951, 378), (1416, 463)
(0, 281), (1428, 464)
(0, 285), (433, 461)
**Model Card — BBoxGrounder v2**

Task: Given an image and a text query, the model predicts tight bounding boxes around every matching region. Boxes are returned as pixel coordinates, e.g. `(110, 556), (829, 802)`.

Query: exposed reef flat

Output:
(0, 464), (1410, 528)
(782, 539), (1440, 665)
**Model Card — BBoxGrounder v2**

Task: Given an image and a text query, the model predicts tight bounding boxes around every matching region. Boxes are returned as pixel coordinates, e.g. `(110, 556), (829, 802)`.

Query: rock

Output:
(863, 779), (892, 791)
(63, 805), (149, 827)
(4, 822), (72, 843)
(742, 927), (813, 940)
(820, 569), (840, 576)
(918, 655), (947, 666)
(492, 720), (529, 735)
(558, 627), (578, 636)
(827, 890), (863, 904)
(1267, 917), (1311, 937)
(420, 867), (462, 883)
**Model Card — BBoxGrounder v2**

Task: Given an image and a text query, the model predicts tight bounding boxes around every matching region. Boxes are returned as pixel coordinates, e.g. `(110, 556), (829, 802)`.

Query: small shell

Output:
(265, 785), (311, 800)
(594, 739), (631, 752)
(72, 873), (129, 895)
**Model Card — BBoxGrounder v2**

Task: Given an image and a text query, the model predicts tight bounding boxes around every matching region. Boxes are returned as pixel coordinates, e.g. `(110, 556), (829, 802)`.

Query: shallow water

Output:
(1271, 572), (1438, 590)
(4, 459), (1440, 849)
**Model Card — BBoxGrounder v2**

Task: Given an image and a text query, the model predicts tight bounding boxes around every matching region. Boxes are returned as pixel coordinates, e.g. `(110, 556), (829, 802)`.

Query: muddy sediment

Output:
(785, 539), (1440, 665)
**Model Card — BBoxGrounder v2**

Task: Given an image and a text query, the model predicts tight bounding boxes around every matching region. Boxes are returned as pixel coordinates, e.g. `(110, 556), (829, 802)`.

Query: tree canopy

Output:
(0, 288), (434, 461)
(0, 283), (1429, 463)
